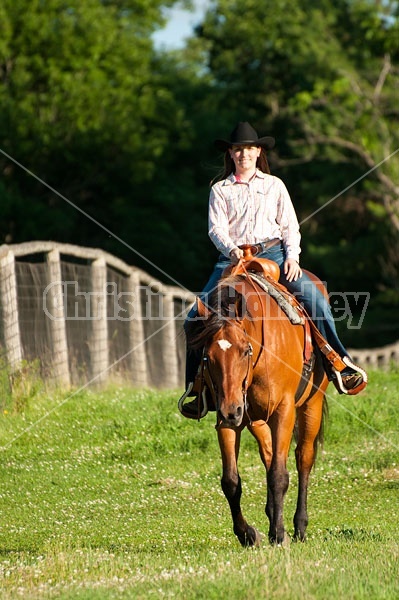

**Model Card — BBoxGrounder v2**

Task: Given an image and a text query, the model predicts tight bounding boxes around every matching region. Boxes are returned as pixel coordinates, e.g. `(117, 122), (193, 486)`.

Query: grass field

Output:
(0, 369), (398, 599)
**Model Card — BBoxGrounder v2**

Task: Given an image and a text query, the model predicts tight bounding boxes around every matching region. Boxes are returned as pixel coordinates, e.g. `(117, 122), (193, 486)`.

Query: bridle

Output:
(202, 330), (254, 424)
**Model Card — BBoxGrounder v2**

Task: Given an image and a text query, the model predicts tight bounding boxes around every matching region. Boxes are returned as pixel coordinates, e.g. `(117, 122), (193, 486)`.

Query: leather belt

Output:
(239, 238), (281, 256)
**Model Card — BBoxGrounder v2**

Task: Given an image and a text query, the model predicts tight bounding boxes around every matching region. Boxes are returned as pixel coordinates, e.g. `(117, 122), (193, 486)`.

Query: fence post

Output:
(90, 257), (109, 384)
(128, 271), (148, 387)
(161, 292), (179, 389)
(0, 250), (23, 370)
(46, 249), (71, 387)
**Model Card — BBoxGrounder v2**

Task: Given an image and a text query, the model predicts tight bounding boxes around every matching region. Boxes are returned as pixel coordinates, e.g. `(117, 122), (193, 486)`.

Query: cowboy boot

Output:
(332, 357), (368, 395)
(340, 369), (364, 392)
(178, 372), (216, 419)
(178, 374), (206, 419)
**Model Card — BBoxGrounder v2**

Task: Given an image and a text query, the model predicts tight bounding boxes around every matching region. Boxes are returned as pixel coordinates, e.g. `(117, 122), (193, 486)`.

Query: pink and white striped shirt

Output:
(208, 169), (301, 262)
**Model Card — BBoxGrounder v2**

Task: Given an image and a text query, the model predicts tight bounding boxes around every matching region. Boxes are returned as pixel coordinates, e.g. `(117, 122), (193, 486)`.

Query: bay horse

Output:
(185, 261), (328, 546)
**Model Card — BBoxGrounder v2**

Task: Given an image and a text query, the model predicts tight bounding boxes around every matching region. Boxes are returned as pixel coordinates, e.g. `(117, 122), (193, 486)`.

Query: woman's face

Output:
(229, 145), (261, 172)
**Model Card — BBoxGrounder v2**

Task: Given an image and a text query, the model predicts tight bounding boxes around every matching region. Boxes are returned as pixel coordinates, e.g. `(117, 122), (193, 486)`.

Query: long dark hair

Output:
(211, 147), (270, 186)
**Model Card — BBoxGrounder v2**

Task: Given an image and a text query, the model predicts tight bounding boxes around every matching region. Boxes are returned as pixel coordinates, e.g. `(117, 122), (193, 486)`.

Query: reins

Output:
(230, 258), (266, 372)
(241, 340), (253, 423)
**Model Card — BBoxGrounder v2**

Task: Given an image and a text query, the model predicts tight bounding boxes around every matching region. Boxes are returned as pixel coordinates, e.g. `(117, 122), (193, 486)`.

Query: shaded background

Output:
(0, 0), (398, 348)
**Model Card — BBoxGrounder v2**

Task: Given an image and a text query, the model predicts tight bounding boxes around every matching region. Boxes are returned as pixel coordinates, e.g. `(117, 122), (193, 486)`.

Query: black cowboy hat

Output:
(214, 121), (275, 152)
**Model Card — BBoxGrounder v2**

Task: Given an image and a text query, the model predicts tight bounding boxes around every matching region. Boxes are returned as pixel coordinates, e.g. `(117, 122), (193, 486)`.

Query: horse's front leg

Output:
(217, 425), (261, 547)
(248, 419), (274, 538)
(267, 404), (296, 545)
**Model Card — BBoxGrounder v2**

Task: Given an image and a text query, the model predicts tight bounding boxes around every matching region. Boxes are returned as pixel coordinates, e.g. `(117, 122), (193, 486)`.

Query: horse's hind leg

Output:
(294, 394), (324, 541)
(218, 426), (261, 547)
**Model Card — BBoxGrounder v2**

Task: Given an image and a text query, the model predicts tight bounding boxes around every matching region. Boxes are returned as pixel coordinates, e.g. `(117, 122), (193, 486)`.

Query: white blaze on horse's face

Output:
(217, 339), (232, 352)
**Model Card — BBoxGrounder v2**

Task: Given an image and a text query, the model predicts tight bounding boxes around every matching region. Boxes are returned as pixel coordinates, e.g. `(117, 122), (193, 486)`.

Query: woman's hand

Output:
(284, 258), (302, 282)
(229, 247), (244, 264)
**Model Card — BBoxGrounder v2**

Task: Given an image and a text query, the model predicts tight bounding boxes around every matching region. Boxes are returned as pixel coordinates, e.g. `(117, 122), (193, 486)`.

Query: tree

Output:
(1, 0), (399, 346)
(184, 0), (399, 343)
(0, 0), (195, 281)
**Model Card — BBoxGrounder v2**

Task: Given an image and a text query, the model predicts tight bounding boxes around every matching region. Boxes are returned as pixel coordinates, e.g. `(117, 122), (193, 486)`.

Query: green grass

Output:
(0, 370), (398, 599)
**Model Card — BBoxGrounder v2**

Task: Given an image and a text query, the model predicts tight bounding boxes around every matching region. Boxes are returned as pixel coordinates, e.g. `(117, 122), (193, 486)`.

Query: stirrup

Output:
(332, 356), (368, 395)
(178, 383), (209, 419)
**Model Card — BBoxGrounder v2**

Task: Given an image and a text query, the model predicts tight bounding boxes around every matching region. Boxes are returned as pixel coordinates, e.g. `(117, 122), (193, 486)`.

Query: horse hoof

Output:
(239, 526), (262, 547)
(279, 532), (290, 547)
(269, 532), (290, 547)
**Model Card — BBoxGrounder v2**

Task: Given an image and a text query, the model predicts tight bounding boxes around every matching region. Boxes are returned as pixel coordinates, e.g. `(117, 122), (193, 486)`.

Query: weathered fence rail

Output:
(348, 341), (399, 370)
(0, 241), (195, 389)
(0, 241), (396, 390)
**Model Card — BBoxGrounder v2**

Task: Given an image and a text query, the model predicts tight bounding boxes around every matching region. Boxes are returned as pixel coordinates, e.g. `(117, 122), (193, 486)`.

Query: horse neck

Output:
(241, 279), (281, 366)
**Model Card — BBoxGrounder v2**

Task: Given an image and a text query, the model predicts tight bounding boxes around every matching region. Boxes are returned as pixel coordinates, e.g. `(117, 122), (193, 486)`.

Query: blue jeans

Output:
(185, 244), (347, 384)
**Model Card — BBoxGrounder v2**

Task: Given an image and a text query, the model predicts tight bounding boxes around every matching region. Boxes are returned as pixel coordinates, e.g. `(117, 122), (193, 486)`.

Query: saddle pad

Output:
(249, 272), (304, 325)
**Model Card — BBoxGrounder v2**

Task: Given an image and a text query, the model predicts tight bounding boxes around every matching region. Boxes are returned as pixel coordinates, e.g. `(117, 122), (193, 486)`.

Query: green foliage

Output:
(0, 358), (44, 414)
(0, 0), (398, 341)
(8, 359), (44, 413)
(0, 0), (192, 270)
(0, 375), (398, 598)
(188, 0), (399, 342)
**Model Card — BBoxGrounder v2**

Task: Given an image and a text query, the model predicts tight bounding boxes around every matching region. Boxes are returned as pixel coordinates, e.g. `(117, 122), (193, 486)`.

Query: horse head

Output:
(196, 284), (255, 428)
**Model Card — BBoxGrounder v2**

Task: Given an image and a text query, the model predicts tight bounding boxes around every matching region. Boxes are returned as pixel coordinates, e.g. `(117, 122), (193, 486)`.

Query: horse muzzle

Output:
(219, 400), (244, 427)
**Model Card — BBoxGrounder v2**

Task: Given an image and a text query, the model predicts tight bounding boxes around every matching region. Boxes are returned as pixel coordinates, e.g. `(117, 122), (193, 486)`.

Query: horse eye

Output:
(243, 344), (253, 357)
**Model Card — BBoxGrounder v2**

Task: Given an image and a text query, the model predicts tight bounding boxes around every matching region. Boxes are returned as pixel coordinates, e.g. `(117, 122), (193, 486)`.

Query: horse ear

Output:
(197, 296), (211, 319)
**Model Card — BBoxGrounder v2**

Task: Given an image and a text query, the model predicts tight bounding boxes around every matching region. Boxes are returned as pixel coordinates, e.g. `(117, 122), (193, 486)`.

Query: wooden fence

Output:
(348, 341), (399, 370)
(0, 241), (396, 391)
(0, 241), (195, 389)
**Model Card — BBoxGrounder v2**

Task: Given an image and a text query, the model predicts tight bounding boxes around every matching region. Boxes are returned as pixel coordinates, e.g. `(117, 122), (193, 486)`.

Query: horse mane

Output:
(186, 275), (249, 350)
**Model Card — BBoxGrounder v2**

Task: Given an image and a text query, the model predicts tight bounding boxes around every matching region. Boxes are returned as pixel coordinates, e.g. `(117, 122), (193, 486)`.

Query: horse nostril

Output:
(227, 405), (242, 421)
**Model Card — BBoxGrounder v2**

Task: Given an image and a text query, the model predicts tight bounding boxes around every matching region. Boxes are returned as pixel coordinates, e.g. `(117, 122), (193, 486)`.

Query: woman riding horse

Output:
(180, 121), (366, 419)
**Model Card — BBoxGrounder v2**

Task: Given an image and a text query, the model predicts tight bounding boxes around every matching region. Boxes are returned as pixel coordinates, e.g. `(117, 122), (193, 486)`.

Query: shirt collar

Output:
(223, 169), (266, 186)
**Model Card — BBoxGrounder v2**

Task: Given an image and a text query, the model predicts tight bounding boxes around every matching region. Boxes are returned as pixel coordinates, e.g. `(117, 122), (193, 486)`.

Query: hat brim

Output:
(214, 136), (275, 152)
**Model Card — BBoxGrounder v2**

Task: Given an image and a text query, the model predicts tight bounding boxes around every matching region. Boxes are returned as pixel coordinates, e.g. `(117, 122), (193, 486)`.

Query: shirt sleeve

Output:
(275, 179), (301, 263)
(208, 183), (238, 257)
